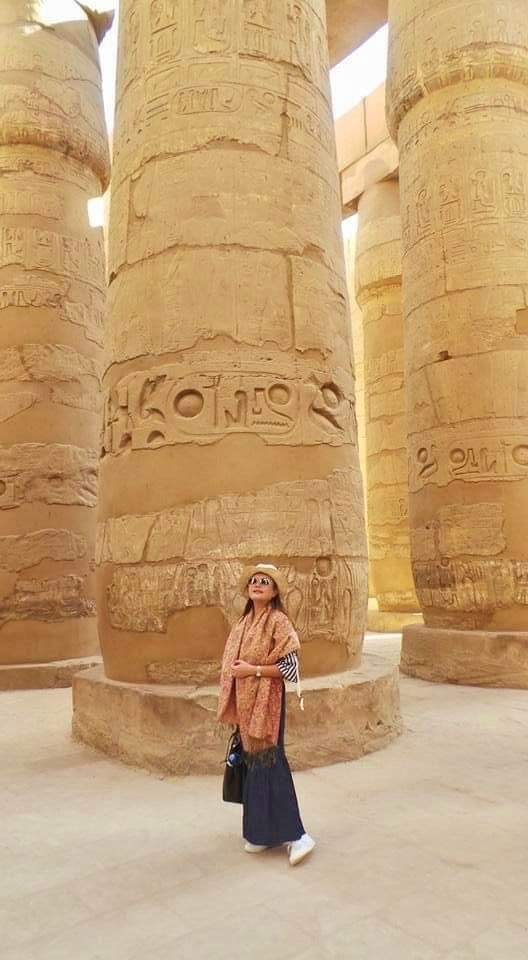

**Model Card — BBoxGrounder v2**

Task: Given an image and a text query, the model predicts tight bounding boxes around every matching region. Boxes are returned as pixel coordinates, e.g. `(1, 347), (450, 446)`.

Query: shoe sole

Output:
(289, 842), (316, 866)
(244, 845), (268, 853)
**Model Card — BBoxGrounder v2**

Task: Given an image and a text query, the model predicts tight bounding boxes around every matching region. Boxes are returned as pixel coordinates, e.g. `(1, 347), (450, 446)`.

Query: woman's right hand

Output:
(232, 659), (255, 679)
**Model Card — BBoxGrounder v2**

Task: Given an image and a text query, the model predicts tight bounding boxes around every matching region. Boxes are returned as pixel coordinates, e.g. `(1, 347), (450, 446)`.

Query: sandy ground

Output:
(2, 633), (528, 959)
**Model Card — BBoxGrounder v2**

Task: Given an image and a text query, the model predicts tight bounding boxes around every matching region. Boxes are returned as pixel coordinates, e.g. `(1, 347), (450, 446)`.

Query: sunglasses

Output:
(248, 575), (273, 586)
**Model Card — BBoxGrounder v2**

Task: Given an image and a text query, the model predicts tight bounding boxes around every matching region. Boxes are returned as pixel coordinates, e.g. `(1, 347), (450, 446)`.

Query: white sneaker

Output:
(244, 841), (268, 853)
(288, 833), (316, 866)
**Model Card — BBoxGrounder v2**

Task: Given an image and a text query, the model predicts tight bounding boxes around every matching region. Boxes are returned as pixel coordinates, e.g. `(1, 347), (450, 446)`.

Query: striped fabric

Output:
(277, 651), (299, 684)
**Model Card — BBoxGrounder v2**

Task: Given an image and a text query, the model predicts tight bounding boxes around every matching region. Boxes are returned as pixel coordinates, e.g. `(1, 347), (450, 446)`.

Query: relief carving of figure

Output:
(307, 557), (337, 634)
(287, 2), (312, 74)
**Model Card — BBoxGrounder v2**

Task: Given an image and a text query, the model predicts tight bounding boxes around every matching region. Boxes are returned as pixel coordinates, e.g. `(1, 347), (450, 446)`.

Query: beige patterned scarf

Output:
(217, 606), (300, 754)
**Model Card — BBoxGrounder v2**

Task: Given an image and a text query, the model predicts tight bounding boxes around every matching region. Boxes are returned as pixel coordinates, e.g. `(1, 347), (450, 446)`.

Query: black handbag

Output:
(222, 730), (245, 804)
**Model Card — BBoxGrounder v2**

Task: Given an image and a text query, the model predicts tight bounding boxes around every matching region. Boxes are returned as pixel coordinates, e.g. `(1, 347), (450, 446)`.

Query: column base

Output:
(367, 610), (423, 632)
(72, 655), (401, 775)
(0, 656), (102, 691)
(401, 624), (528, 688)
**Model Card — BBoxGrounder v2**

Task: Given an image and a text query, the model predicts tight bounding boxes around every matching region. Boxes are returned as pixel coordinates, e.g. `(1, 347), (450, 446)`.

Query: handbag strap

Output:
(223, 729), (241, 763)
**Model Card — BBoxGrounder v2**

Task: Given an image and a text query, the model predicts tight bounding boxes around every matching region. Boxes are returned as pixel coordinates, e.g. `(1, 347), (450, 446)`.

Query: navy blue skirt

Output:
(242, 688), (304, 846)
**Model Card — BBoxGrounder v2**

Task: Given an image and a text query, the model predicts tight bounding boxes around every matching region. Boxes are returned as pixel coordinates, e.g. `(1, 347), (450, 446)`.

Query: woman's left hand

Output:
(232, 659), (257, 679)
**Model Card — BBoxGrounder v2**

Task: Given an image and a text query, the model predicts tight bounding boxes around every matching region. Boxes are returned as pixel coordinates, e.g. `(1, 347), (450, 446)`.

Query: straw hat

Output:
(238, 562), (288, 599)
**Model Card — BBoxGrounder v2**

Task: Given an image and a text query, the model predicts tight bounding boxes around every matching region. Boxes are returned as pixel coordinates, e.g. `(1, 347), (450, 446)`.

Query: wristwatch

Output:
(255, 666), (262, 678)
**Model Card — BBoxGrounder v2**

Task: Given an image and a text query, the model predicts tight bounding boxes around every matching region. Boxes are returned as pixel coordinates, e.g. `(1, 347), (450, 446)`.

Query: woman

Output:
(217, 562), (315, 866)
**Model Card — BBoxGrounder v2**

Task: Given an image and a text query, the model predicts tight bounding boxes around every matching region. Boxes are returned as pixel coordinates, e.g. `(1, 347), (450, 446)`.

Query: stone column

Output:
(73, 0), (401, 773)
(355, 180), (421, 632)
(387, 0), (528, 684)
(345, 232), (376, 615)
(344, 234), (369, 576)
(0, 2), (110, 689)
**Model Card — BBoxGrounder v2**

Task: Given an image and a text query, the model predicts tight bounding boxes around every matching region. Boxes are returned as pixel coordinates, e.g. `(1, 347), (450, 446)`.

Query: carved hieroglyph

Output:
(356, 181), (419, 616)
(0, 2), (109, 666)
(387, 1), (528, 660)
(100, 0), (368, 683)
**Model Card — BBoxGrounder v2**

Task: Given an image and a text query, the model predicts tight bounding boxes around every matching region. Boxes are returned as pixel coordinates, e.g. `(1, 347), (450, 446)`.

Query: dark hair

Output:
(241, 593), (287, 619)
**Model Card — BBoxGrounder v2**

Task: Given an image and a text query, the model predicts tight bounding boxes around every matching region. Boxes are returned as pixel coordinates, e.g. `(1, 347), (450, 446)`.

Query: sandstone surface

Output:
(356, 180), (420, 627)
(0, 1), (109, 678)
(98, 0), (369, 684)
(387, 0), (528, 682)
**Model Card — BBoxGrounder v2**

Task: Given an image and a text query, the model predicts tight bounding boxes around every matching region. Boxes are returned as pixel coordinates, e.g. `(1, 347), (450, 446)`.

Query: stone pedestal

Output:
(72, 655), (401, 775)
(401, 625), (528, 688)
(356, 181), (420, 629)
(367, 597), (422, 633)
(388, 0), (528, 684)
(0, 656), (102, 691)
(0, 2), (109, 685)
